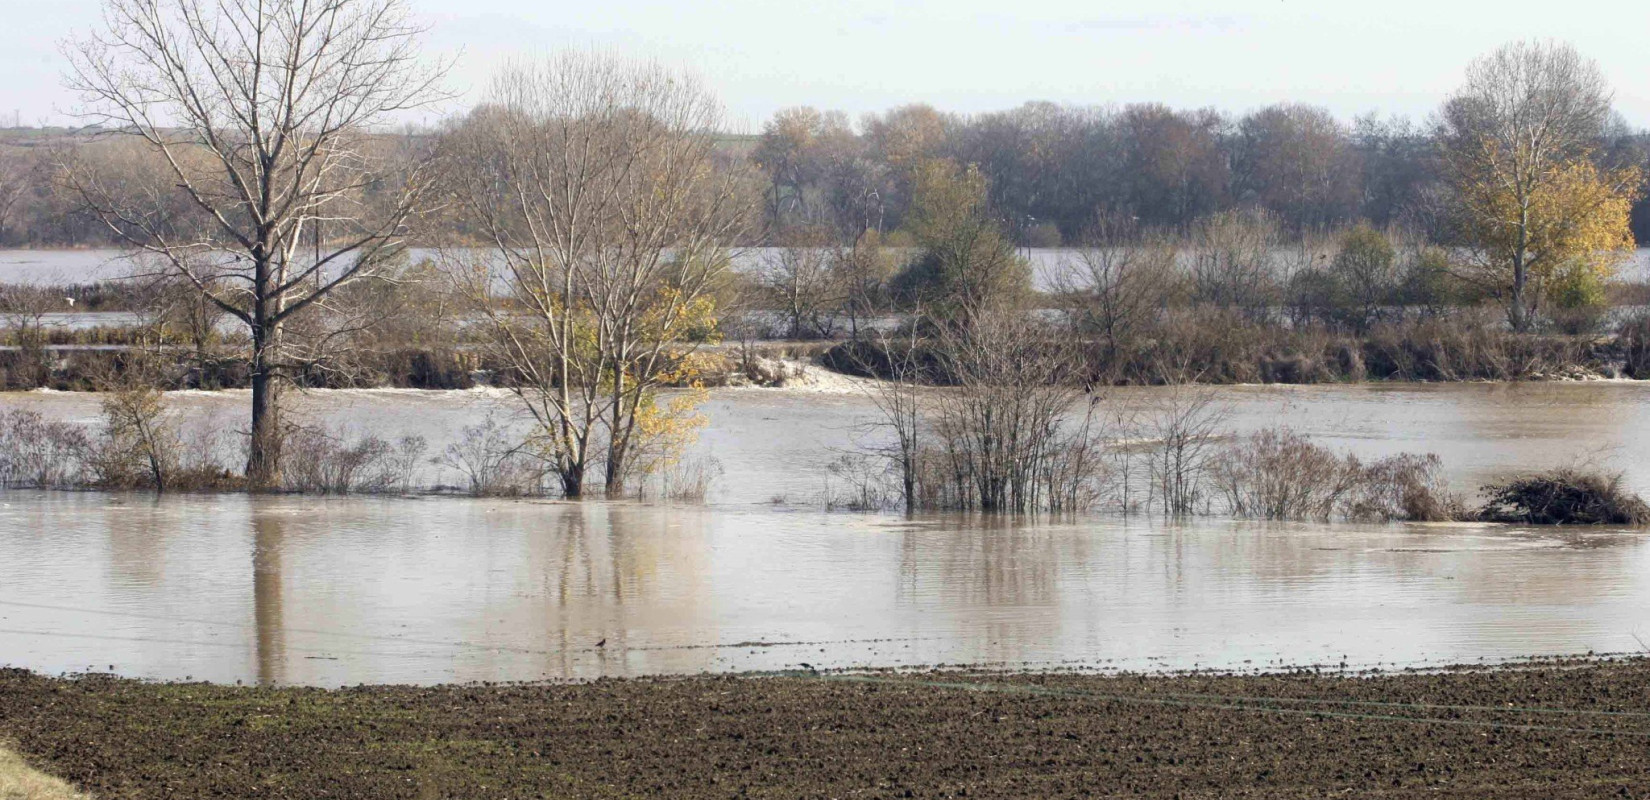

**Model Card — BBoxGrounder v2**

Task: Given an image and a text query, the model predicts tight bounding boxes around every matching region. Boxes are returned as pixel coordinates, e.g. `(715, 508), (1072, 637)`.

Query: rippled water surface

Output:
(3, 382), (1650, 685)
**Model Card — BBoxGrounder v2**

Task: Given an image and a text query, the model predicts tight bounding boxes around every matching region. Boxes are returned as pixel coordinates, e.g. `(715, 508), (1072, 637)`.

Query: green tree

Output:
(890, 159), (1030, 329)
(1329, 224), (1398, 332)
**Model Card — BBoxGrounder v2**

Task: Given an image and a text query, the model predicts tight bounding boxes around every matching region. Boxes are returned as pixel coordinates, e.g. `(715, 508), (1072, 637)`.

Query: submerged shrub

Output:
(638, 456), (722, 503)
(1478, 469), (1650, 526)
(1343, 453), (1464, 523)
(283, 427), (428, 495)
(1209, 427), (1462, 522)
(433, 416), (550, 497)
(0, 410), (90, 489)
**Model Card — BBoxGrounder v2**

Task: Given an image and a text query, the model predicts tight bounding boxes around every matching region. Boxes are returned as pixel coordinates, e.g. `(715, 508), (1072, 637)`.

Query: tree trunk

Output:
(604, 446), (628, 498)
(1509, 207), (1532, 333)
(247, 323), (284, 489)
(1508, 274), (1529, 333)
(605, 354), (631, 498)
(561, 466), (585, 499)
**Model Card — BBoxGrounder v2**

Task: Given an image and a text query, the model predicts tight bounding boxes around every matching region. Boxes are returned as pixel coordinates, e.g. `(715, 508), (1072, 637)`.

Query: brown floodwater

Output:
(2, 382), (1650, 685)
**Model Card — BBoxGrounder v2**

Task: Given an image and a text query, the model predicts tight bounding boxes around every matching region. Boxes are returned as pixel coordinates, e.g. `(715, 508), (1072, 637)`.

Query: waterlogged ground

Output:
(2, 382), (1650, 685)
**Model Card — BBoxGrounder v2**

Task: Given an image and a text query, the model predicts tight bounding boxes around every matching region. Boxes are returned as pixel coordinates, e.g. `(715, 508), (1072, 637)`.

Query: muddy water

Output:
(2, 382), (1650, 685)
(7, 247), (1650, 287)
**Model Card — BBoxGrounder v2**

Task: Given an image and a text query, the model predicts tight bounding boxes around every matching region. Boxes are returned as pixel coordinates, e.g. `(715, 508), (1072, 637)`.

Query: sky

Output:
(5, 0), (1649, 131)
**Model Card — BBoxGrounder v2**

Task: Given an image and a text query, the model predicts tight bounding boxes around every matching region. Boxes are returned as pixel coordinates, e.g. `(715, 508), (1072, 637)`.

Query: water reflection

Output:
(3, 485), (1650, 686)
(252, 512), (285, 685)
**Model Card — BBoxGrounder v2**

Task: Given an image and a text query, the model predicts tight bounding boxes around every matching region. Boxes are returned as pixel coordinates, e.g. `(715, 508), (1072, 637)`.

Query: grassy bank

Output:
(825, 312), (1650, 386)
(0, 340), (838, 392)
(0, 745), (90, 800)
(5, 660), (1650, 798)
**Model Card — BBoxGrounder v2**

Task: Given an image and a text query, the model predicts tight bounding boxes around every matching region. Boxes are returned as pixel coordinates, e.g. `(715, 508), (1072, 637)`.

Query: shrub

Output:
(1208, 427), (1463, 522)
(1478, 469), (1650, 526)
(1618, 314), (1650, 379)
(433, 416), (550, 497)
(282, 427), (428, 494)
(0, 410), (90, 489)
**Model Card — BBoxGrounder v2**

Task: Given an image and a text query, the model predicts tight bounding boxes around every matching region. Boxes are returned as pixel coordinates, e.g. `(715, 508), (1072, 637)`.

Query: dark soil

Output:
(6, 660), (1650, 798)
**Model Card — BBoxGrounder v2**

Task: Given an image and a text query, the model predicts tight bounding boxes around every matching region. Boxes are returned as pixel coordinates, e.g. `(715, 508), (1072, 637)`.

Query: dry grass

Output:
(0, 744), (90, 800)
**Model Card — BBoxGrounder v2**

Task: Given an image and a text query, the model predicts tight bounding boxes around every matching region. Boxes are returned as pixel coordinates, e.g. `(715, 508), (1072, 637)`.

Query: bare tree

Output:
(1437, 40), (1618, 332)
(63, 0), (445, 486)
(0, 288), (56, 389)
(1144, 387), (1227, 517)
(1188, 208), (1280, 320)
(831, 229), (895, 339)
(440, 54), (753, 498)
(1058, 212), (1180, 377)
(861, 323), (927, 513)
(757, 227), (842, 339)
(0, 149), (27, 244)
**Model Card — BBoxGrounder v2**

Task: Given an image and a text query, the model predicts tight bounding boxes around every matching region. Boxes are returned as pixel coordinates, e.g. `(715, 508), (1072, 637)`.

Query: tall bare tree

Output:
(0, 149), (27, 244)
(1437, 41), (1619, 331)
(441, 54), (752, 498)
(63, 0), (444, 485)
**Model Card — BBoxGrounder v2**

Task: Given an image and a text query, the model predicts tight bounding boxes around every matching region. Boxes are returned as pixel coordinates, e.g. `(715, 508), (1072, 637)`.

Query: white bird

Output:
(64, 297), (74, 308)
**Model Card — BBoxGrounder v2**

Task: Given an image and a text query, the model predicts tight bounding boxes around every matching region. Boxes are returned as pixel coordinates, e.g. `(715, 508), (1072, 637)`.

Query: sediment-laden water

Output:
(2, 382), (1649, 685)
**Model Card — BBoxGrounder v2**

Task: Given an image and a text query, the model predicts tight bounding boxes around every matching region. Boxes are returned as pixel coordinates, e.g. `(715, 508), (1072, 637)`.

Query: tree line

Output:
(7, 86), (1650, 250)
(753, 97), (1649, 247)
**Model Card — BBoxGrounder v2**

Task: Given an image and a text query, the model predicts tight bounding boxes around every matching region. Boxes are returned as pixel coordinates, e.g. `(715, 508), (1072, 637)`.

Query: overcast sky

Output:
(6, 0), (1648, 130)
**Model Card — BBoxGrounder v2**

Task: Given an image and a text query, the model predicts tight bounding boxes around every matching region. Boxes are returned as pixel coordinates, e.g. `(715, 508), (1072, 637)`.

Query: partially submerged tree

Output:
(441, 54), (752, 498)
(64, 0), (445, 486)
(1437, 40), (1642, 331)
(831, 229), (896, 339)
(1188, 207), (1280, 319)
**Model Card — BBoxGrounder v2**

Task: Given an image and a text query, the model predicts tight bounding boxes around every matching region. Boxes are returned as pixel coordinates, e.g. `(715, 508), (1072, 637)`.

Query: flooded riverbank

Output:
(3, 491), (1649, 686)
(3, 382), (1650, 686)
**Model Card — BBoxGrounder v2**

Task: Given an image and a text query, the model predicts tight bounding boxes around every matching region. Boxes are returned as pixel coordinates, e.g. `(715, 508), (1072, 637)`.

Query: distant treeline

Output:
(749, 102), (1650, 245)
(6, 101), (1649, 248)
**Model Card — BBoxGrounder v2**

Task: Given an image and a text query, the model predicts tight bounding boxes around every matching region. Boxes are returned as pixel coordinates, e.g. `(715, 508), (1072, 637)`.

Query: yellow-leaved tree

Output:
(1438, 41), (1644, 331)
(1454, 158), (1640, 319)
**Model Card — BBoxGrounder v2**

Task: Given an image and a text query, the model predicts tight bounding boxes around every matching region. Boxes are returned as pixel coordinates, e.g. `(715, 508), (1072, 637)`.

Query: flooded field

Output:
(2, 382), (1649, 685)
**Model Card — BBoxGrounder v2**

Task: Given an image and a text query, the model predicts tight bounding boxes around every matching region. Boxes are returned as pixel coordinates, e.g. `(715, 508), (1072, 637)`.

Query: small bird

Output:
(65, 297), (75, 308)
(799, 662), (817, 673)
(595, 638), (606, 648)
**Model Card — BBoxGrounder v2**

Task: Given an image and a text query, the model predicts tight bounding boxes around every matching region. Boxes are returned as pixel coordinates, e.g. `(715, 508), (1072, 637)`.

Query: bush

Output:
(1208, 427), (1462, 522)
(0, 410), (90, 488)
(1618, 314), (1650, 379)
(282, 427), (428, 494)
(433, 416), (551, 496)
(1478, 469), (1650, 526)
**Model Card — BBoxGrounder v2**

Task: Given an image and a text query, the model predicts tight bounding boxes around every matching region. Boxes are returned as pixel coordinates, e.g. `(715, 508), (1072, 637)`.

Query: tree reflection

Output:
(251, 511), (285, 685)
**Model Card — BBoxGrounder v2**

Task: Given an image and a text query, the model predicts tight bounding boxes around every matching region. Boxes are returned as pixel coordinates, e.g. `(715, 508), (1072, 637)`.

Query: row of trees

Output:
(10, 70), (1650, 250)
(751, 97), (1650, 246)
